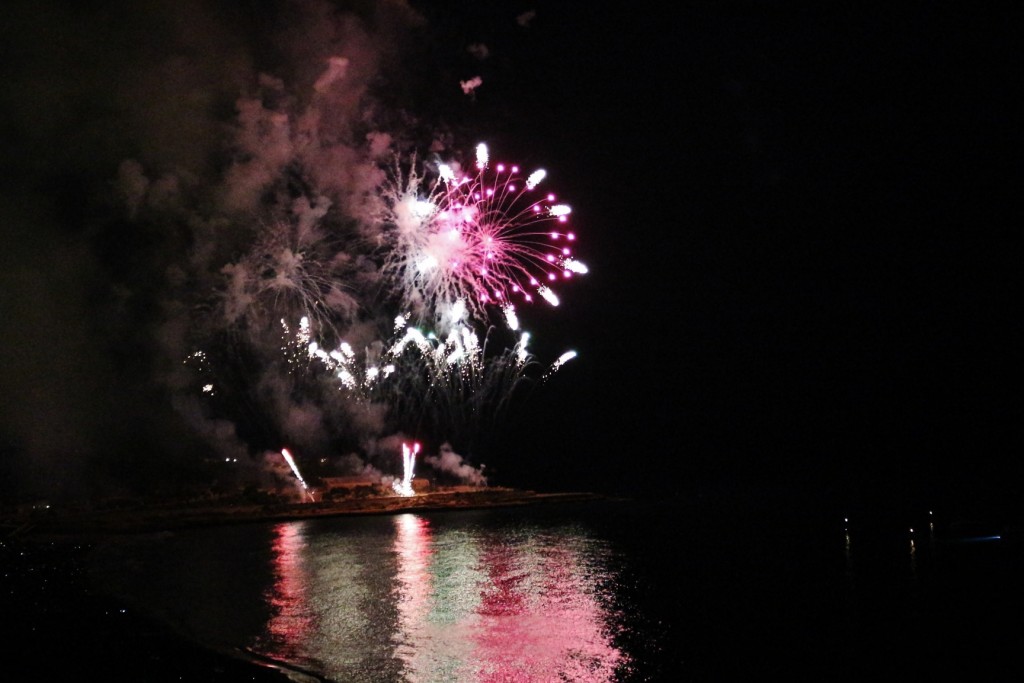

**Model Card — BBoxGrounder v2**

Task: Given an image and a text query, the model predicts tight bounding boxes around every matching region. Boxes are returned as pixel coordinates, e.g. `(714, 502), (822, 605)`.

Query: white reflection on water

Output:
(251, 513), (628, 682)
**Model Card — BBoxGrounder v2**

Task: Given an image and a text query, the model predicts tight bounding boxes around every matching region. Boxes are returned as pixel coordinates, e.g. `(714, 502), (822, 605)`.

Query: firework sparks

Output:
(285, 310), (551, 455)
(380, 143), (587, 328)
(392, 441), (420, 496)
(542, 350), (578, 381)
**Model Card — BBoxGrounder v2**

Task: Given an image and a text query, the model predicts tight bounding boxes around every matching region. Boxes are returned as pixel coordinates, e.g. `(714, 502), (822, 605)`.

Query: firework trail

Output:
(280, 447), (310, 495)
(303, 316), (394, 403)
(392, 441), (420, 496)
(382, 318), (534, 447)
(286, 307), (576, 456)
(379, 143), (587, 330)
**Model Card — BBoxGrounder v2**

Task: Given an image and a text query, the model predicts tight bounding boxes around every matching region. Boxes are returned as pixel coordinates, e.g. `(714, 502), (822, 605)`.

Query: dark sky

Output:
(430, 3), (1022, 512)
(1, 2), (1020, 513)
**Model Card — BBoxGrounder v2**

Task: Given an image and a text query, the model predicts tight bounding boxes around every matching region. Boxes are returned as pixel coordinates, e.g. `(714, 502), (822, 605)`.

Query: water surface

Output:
(88, 497), (1024, 681)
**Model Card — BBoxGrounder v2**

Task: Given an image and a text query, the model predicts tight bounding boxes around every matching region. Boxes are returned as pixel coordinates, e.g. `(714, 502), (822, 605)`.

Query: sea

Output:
(85, 491), (1023, 682)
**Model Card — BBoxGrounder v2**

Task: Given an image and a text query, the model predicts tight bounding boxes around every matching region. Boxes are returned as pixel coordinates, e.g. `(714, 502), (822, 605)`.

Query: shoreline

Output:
(9, 486), (616, 539)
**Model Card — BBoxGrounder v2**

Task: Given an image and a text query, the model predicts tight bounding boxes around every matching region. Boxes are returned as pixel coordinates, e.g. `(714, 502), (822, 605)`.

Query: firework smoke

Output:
(424, 443), (488, 486)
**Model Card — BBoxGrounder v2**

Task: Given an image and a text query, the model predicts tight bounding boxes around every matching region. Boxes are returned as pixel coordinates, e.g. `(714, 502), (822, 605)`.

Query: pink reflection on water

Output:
(262, 521), (314, 660)
(390, 516), (627, 682)
(478, 542), (528, 617)
(473, 537), (626, 681)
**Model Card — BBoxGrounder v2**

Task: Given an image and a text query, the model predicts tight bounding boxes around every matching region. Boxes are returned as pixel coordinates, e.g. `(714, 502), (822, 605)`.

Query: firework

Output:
(217, 217), (359, 343)
(179, 128), (587, 481)
(380, 143), (587, 329)
(187, 169), (585, 476)
(111, 39), (590, 495)
(280, 447), (311, 496)
(302, 316), (395, 403)
(392, 441), (420, 496)
(288, 311), (568, 454)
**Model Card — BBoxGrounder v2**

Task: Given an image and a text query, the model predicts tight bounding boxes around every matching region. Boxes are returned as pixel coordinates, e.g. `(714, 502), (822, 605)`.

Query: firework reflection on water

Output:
(89, 506), (633, 683)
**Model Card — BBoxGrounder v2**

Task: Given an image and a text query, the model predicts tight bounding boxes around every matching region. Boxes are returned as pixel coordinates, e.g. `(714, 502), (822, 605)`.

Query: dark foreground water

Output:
(85, 495), (1023, 681)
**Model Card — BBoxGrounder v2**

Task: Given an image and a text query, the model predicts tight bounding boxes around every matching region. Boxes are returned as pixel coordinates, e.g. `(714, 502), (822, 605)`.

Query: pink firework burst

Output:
(381, 143), (587, 327)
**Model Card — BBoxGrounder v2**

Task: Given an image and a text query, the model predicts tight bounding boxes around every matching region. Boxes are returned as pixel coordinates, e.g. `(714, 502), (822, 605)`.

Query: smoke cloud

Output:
(425, 443), (488, 487)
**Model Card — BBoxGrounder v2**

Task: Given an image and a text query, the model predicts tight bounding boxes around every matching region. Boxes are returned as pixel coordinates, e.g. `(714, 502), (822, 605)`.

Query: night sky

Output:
(1, 2), (1020, 516)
